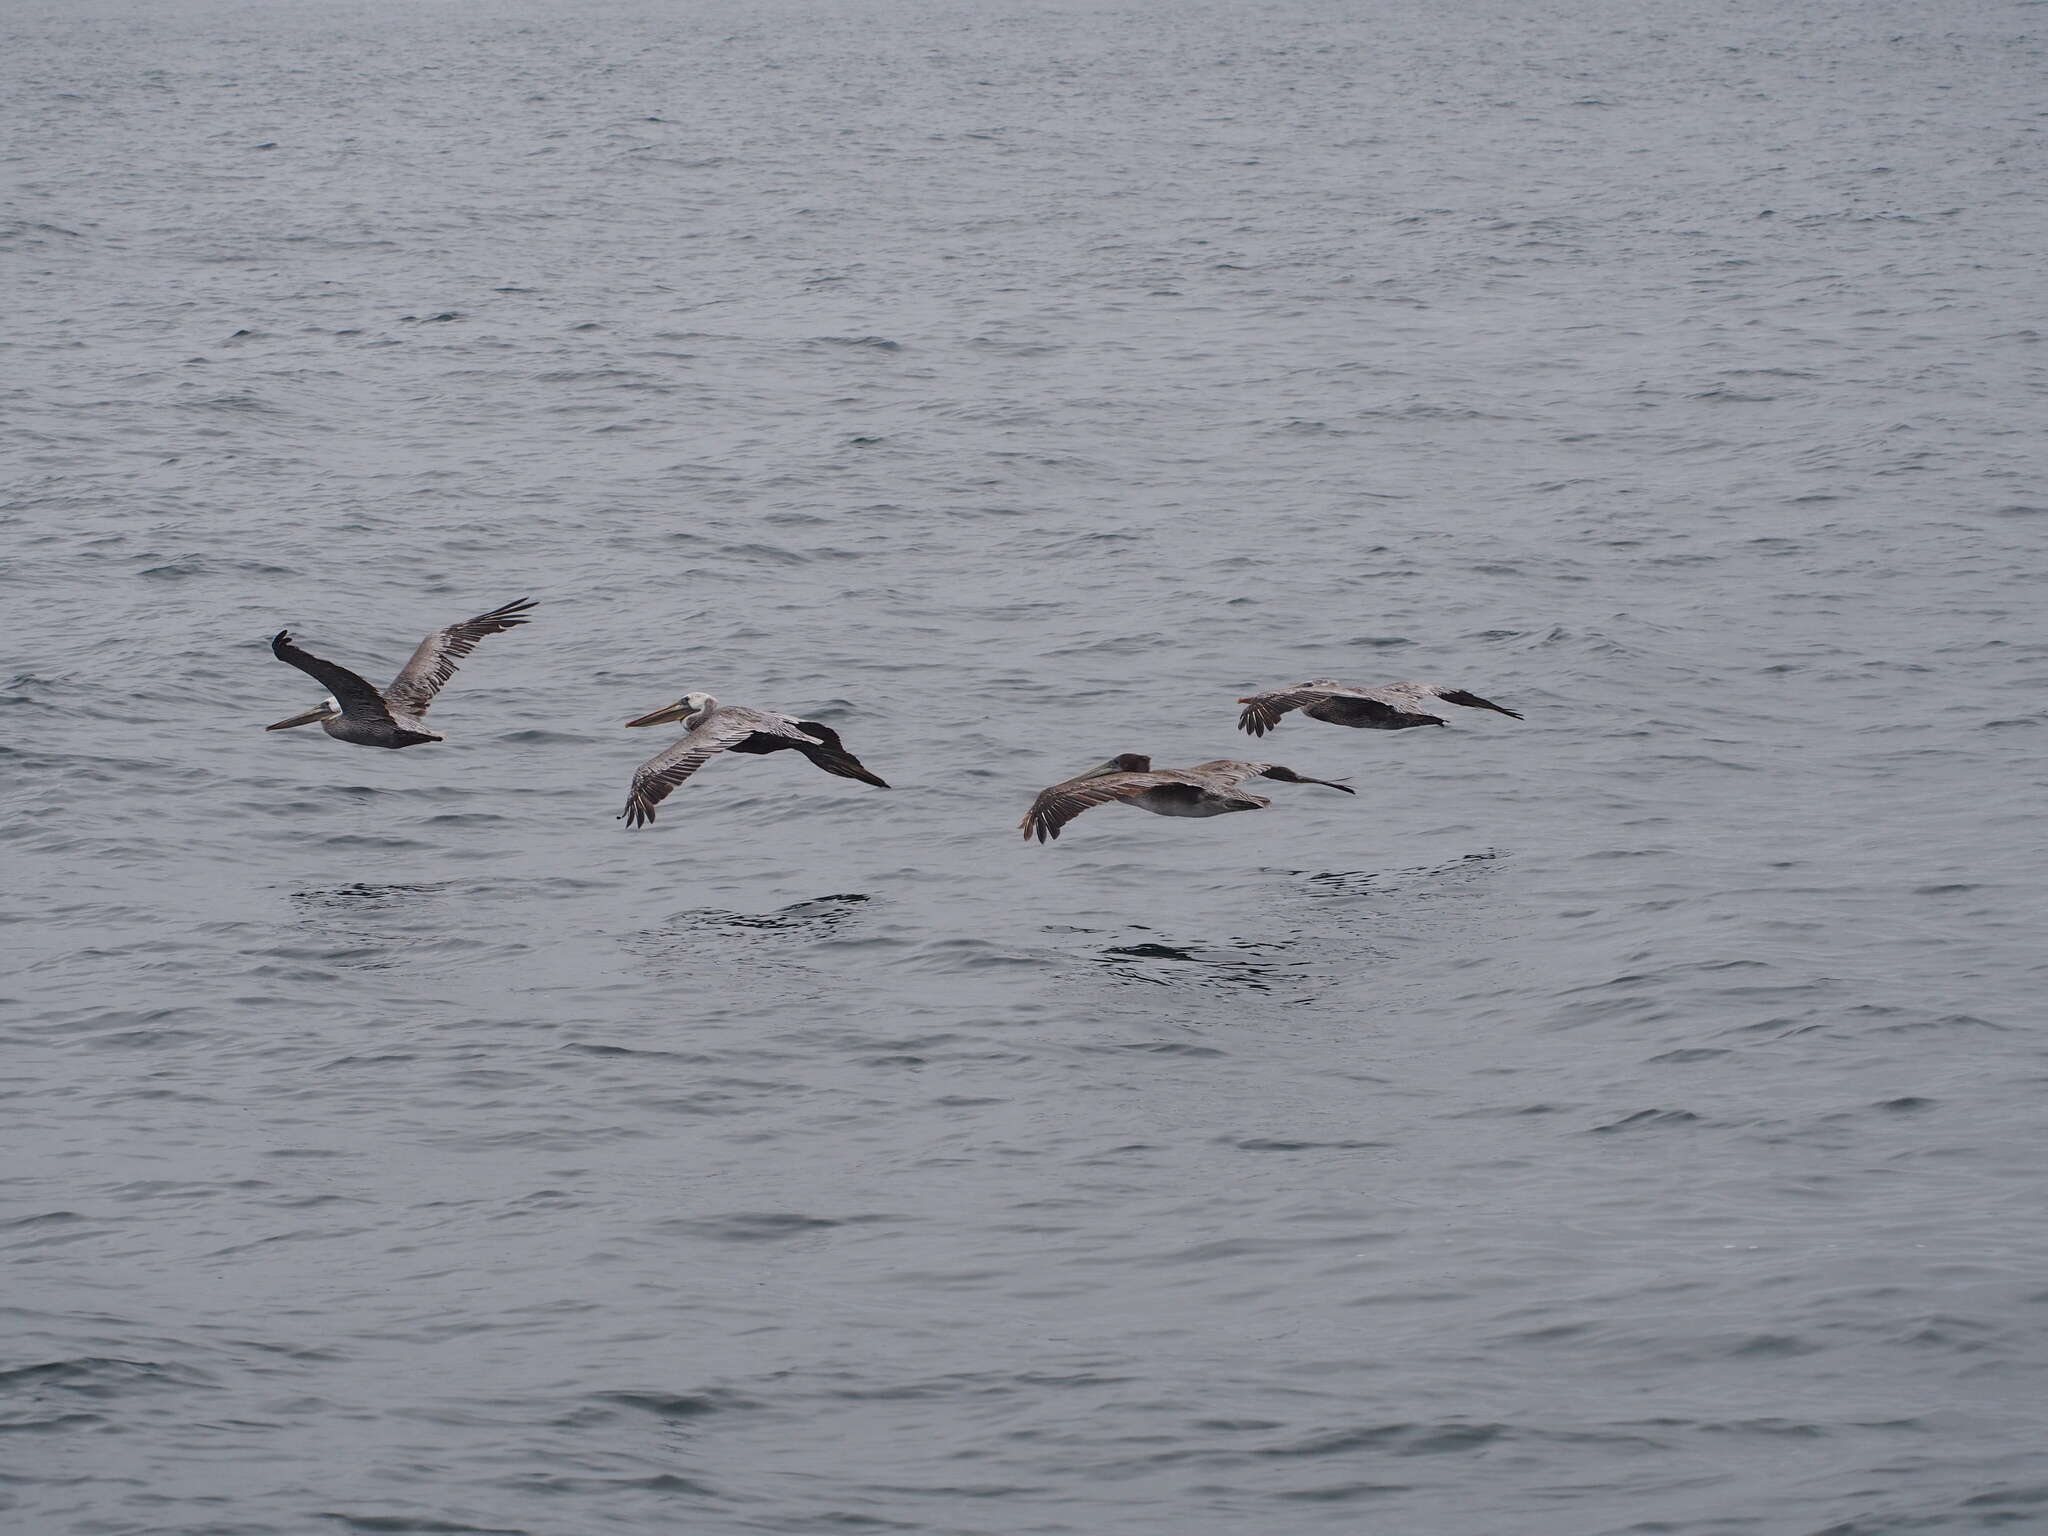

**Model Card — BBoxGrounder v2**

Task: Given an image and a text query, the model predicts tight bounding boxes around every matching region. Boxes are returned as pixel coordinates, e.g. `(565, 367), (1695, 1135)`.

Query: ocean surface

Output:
(5, 0), (2047, 1531)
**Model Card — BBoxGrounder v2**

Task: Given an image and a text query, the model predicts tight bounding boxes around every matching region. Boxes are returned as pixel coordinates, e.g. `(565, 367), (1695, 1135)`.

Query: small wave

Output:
(591, 1388), (760, 1420)
(657, 1212), (843, 1241)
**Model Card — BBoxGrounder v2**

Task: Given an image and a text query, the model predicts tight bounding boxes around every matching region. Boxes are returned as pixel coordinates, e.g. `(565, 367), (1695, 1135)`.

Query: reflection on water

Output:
(619, 893), (876, 990)
(1095, 933), (1295, 994)
(663, 892), (872, 936)
(288, 880), (453, 914)
(1290, 849), (1508, 899)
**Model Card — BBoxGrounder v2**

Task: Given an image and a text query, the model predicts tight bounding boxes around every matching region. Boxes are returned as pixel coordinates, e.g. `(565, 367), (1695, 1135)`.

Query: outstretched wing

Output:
(725, 722), (892, 788)
(789, 723), (891, 788)
(1020, 772), (1180, 843)
(270, 631), (395, 725)
(618, 712), (776, 827)
(384, 598), (537, 719)
(1438, 687), (1523, 719)
(1236, 684), (1387, 737)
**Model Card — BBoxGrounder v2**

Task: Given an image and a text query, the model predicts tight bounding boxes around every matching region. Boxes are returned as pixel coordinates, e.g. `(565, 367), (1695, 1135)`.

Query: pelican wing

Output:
(792, 724), (892, 788)
(270, 631), (396, 725)
(1020, 771), (1193, 843)
(620, 742), (723, 827)
(727, 722), (891, 788)
(618, 709), (812, 827)
(1436, 687), (1523, 719)
(1237, 684), (1392, 737)
(1184, 759), (1263, 790)
(384, 598), (537, 719)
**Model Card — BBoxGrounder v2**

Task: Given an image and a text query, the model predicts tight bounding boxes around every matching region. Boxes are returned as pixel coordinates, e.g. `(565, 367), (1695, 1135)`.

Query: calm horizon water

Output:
(5, 0), (2047, 1532)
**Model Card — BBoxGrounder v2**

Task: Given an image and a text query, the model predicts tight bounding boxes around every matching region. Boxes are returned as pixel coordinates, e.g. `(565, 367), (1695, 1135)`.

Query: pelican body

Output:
(1020, 753), (1353, 843)
(619, 692), (890, 827)
(1237, 678), (1522, 737)
(266, 598), (536, 748)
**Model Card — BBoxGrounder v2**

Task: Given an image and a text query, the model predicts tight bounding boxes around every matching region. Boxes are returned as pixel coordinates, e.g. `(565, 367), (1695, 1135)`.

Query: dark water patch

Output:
(1277, 1481), (1416, 1501)
(320, 1519), (530, 1535)
(0, 1410), (108, 1433)
(1590, 1109), (1706, 1134)
(1, 1210), (85, 1230)
(0, 1358), (215, 1397)
(664, 893), (871, 935)
(559, 1042), (715, 1062)
(657, 1212), (845, 1242)
(592, 1388), (760, 1421)
(1255, 1421), (1510, 1458)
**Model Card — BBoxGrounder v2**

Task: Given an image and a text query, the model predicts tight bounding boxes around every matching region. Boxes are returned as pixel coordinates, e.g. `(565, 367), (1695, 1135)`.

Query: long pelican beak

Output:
(265, 706), (334, 731)
(625, 699), (691, 728)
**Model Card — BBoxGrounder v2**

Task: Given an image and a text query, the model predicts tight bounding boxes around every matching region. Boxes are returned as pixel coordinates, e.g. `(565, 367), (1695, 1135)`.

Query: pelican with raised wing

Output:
(1020, 754), (1353, 843)
(265, 598), (537, 748)
(619, 692), (891, 827)
(1237, 678), (1522, 737)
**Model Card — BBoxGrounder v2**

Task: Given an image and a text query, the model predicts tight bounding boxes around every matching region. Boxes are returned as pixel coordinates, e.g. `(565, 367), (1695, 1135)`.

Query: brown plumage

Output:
(1237, 678), (1521, 737)
(619, 693), (890, 827)
(1020, 754), (1353, 843)
(266, 598), (536, 748)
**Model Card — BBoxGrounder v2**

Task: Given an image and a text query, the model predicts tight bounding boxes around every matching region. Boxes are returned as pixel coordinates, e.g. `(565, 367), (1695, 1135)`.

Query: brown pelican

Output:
(619, 692), (890, 827)
(1020, 754), (1353, 843)
(1237, 679), (1522, 737)
(266, 598), (537, 748)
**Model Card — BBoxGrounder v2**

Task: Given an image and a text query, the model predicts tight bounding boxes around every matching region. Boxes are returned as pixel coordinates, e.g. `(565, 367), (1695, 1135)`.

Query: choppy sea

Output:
(5, 0), (2047, 1531)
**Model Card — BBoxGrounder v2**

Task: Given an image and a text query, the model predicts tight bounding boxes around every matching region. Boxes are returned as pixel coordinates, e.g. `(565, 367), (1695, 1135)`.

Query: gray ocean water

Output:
(6, 0), (2047, 1531)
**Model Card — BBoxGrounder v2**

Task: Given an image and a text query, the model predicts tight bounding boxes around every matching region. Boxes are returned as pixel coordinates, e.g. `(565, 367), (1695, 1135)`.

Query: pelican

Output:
(1020, 754), (1353, 843)
(1237, 678), (1522, 737)
(619, 692), (890, 827)
(266, 598), (537, 747)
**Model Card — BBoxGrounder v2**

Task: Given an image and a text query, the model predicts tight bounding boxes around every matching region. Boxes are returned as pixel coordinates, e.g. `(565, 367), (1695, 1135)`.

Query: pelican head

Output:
(625, 690), (716, 729)
(267, 695), (340, 731)
(1082, 752), (1152, 779)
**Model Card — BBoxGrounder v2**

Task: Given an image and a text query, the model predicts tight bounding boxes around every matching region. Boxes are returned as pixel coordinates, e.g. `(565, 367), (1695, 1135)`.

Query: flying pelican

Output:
(1020, 754), (1353, 843)
(266, 598), (537, 748)
(1237, 679), (1522, 737)
(619, 692), (890, 827)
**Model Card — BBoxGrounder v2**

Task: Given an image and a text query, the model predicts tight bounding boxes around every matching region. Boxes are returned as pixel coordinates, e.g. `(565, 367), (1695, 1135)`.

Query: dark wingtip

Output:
(1441, 688), (1520, 719)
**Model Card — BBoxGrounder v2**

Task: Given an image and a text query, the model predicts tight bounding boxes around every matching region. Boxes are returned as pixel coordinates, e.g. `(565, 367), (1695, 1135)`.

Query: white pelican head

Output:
(624, 691), (717, 729)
